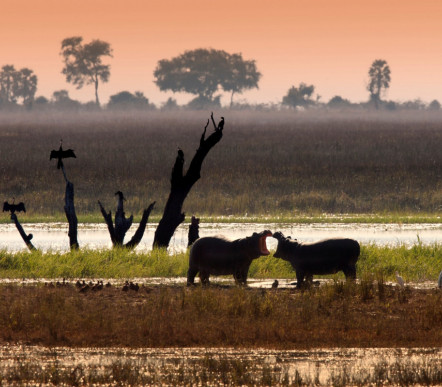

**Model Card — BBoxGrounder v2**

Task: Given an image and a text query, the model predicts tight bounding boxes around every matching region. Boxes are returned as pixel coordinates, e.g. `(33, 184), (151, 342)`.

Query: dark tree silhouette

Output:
(3, 200), (35, 251)
(50, 141), (78, 250)
(153, 113), (224, 249)
(0, 65), (38, 106)
(98, 191), (155, 249)
(187, 215), (200, 247)
(367, 59), (391, 109)
(153, 49), (260, 105)
(282, 83), (315, 108)
(60, 36), (112, 106)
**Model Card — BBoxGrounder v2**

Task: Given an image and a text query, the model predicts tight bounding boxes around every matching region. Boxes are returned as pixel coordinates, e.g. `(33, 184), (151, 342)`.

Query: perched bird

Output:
(3, 201), (26, 214)
(218, 117), (225, 131)
(115, 191), (126, 201)
(129, 282), (139, 291)
(50, 140), (76, 169)
(395, 271), (405, 288)
(272, 279), (279, 289)
(438, 271), (442, 289)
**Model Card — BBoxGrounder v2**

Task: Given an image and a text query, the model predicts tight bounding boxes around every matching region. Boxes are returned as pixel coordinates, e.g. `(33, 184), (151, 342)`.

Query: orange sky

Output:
(1, 0), (442, 105)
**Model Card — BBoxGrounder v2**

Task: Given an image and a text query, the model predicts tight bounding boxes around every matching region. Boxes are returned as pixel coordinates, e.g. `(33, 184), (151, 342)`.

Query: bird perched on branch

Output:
(50, 140), (76, 169)
(218, 117), (225, 131)
(115, 191), (126, 201)
(3, 201), (26, 214)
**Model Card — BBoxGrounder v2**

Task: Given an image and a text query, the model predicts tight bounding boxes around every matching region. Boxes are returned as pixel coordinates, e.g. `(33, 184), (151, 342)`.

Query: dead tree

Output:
(153, 113), (224, 249)
(98, 191), (155, 249)
(187, 215), (200, 247)
(10, 213), (36, 251)
(61, 164), (79, 250)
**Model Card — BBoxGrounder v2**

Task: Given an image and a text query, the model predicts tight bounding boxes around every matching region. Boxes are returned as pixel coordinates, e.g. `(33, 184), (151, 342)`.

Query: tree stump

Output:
(99, 192), (155, 249)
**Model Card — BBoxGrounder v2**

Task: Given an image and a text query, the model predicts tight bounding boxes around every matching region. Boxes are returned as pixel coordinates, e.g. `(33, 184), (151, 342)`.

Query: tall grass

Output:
(0, 243), (440, 281)
(0, 110), (441, 221)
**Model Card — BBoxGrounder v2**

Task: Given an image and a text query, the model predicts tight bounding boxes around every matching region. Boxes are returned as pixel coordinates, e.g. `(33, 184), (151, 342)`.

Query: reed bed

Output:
(0, 282), (440, 349)
(0, 110), (441, 221)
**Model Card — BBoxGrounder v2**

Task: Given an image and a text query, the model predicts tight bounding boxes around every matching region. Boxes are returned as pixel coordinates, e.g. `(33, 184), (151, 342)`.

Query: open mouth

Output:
(259, 231), (272, 255)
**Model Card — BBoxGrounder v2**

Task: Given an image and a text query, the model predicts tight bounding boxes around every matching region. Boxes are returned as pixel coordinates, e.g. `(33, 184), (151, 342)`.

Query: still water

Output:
(0, 345), (439, 385)
(0, 222), (440, 253)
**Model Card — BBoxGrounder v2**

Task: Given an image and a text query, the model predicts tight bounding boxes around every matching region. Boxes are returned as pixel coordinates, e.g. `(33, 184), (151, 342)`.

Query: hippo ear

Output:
(273, 231), (284, 241)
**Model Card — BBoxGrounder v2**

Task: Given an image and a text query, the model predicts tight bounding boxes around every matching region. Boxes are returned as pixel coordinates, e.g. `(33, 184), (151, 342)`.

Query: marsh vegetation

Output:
(0, 111), (441, 222)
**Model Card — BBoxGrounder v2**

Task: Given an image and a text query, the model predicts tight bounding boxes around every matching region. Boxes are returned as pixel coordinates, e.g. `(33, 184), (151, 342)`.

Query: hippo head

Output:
(251, 230), (273, 256)
(273, 231), (296, 260)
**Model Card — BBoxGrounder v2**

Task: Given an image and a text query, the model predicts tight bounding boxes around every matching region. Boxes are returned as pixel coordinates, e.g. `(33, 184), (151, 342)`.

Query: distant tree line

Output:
(1, 37), (441, 112)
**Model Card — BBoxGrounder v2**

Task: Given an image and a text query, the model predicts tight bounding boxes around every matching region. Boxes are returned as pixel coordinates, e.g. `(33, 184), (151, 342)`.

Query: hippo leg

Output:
(199, 271), (210, 286)
(234, 270), (247, 286)
(296, 270), (305, 289)
(187, 267), (198, 286)
(343, 264), (357, 280)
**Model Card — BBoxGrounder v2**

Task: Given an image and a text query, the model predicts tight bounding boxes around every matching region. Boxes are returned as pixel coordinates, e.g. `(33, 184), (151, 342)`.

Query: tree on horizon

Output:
(60, 36), (113, 106)
(367, 59), (391, 109)
(153, 48), (260, 107)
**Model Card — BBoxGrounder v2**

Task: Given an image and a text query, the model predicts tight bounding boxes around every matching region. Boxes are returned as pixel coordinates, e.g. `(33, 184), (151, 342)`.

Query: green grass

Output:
(0, 243), (440, 282)
(0, 110), (441, 220)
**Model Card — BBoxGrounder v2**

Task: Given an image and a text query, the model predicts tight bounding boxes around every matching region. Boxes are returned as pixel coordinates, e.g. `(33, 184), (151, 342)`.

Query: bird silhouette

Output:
(218, 117), (225, 131)
(3, 201), (26, 214)
(50, 140), (76, 169)
(115, 191), (126, 201)
(395, 271), (405, 288)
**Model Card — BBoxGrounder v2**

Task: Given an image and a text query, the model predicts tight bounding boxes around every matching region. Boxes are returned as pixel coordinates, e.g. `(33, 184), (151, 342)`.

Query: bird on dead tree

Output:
(115, 191), (126, 201)
(3, 201), (26, 214)
(218, 117), (225, 131)
(50, 140), (76, 169)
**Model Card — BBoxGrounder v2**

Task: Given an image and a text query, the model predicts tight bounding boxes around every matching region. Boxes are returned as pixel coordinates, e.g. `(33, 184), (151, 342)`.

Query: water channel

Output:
(0, 222), (440, 253)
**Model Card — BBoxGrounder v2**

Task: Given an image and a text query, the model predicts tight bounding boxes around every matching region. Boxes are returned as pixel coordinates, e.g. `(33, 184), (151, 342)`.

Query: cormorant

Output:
(50, 140), (76, 169)
(218, 117), (225, 130)
(3, 201), (26, 214)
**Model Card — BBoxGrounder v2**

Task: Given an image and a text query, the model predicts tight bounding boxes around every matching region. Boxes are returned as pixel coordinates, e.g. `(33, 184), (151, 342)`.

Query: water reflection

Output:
(0, 222), (440, 252)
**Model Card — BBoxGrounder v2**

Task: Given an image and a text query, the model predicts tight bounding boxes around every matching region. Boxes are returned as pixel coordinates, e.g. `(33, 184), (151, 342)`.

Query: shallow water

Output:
(0, 222), (440, 252)
(0, 345), (439, 385)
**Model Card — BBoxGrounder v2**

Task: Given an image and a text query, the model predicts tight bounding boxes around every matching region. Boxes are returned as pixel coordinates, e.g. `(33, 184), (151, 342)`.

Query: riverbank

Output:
(0, 283), (441, 349)
(0, 243), (441, 281)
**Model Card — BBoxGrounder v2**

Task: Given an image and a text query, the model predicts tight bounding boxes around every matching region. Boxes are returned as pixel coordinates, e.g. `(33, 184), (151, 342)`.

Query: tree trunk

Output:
(99, 193), (155, 250)
(61, 165), (79, 250)
(153, 113), (223, 249)
(95, 75), (100, 106)
(187, 215), (200, 247)
(11, 213), (36, 251)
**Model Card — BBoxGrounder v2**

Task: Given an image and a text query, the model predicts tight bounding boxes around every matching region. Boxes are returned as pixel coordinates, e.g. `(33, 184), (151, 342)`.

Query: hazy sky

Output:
(2, 0), (442, 106)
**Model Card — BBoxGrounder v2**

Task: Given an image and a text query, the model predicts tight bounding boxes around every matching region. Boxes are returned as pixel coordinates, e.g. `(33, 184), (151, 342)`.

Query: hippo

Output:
(273, 231), (360, 288)
(187, 230), (273, 286)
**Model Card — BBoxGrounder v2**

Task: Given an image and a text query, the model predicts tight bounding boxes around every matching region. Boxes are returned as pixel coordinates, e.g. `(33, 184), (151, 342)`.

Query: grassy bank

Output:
(1, 212), (441, 224)
(0, 243), (440, 282)
(0, 111), (441, 220)
(0, 282), (441, 349)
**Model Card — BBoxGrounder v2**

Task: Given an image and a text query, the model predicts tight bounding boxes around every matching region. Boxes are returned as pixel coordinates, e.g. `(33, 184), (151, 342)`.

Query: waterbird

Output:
(395, 271), (405, 288)
(218, 117), (224, 131)
(3, 201), (26, 214)
(50, 140), (76, 169)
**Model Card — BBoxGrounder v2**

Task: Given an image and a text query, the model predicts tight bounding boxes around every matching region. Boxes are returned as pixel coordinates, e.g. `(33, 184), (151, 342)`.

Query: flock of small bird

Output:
(43, 278), (142, 293)
(42, 273), (442, 291)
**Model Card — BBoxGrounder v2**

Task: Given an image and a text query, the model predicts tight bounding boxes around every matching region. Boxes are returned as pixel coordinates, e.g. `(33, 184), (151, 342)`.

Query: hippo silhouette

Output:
(273, 231), (360, 288)
(187, 230), (273, 286)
